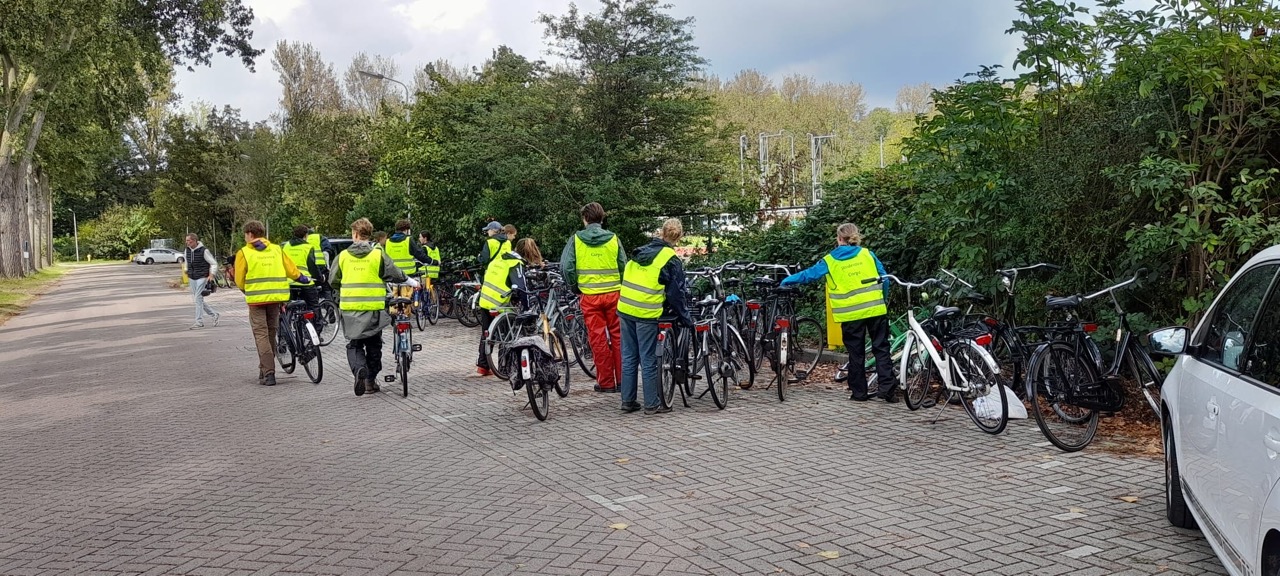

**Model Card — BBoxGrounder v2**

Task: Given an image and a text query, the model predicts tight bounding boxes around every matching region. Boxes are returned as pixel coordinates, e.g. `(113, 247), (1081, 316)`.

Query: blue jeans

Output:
(189, 278), (217, 322)
(620, 316), (660, 409)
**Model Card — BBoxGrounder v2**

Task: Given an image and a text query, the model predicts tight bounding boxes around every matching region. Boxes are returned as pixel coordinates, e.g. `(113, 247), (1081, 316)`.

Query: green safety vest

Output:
(306, 233), (327, 267)
(575, 235), (621, 295)
(281, 241), (315, 286)
(824, 249), (887, 322)
(480, 253), (521, 310)
(385, 237), (416, 273)
(241, 243), (291, 305)
(617, 247), (676, 319)
(425, 245), (441, 278)
(338, 250), (386, 311)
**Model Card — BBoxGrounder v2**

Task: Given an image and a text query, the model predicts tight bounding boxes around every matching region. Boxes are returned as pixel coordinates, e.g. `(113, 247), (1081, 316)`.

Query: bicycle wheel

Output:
(725, 325), (755, 390)
(427, 286), (440, 325)
(456, 288), (480, 327)
(300, 320), (324, 384)
(526, 377), (550, 421)
(791, 317), (825, 379)
(414, 290), (427, 331)
(774, 330), (788, 401)
(682, 330), (699, 398)
(902, 333), (940, 411)
(317, 300), (340, 346)
(949, 340), (1007, 434)
(705, 330), (729, 410)
(658, 334), (675, 409)
(990, 327), (1023, 399)
(1027, 341), (1100, 452)
(399, 351), (410, 397)
(276, 315), (296, 374)
(487, 313), (515, 380)
(551, 331), (571, 398)
(1125, 344), (1164, 418)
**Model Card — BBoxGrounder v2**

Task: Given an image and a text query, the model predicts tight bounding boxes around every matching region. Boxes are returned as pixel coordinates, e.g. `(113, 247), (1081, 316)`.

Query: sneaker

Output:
(620, 401), (642, 413)
(354, 367), (367, 396)
(643, 405), (672, 415)
(368, 381), (381, 393)
(476, 367), (491, 377)
(880, 390), (899, 403)
(189, 322), (204, 330)
(257, 374), (266, 386)
(849, 391), (869, 401)
(263, 373), (277, 386)
(212, 313), (221, 327)
(594, 384), (619, 393)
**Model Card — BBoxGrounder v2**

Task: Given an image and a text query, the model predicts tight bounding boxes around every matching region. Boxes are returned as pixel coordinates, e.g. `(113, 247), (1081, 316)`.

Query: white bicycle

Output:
(870, 274), (1010, 435)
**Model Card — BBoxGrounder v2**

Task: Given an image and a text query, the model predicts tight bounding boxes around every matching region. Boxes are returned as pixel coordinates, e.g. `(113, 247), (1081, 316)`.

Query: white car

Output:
(1154, 244), (1280, 576)
(133, 248), (184, 265)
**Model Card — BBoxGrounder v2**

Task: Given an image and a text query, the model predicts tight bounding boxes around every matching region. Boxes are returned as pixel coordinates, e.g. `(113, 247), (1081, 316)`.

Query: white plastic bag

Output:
(973, 385), (1027, 420)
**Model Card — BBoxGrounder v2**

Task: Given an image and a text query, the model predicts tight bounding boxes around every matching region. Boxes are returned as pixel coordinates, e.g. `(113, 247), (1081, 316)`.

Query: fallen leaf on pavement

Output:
(615, 458), (630, 464)
(796, 542), (811, 549)
(608, 523), (628, 530)
(645, 474), (663, 481)
(1118, 496), (1139, 503)
(817, 550), (839, 559)
(1069, 507), (1086, 513)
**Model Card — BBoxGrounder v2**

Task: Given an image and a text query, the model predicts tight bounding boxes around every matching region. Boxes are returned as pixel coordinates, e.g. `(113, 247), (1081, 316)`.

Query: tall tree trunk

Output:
(0, 160), (24, 278)
(44, 174), (53, 267)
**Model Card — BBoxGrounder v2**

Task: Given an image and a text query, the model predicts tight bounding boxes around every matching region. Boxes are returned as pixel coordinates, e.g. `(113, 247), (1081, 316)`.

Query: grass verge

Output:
(0, 265), (72, 327)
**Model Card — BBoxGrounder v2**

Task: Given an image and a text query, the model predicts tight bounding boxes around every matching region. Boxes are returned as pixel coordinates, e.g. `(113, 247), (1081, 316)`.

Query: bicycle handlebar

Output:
(863, 274), (938, 290)
(1083, 268), (1146, 301)
(996, 263), (1061, 277)
(939, 268), (974, 289)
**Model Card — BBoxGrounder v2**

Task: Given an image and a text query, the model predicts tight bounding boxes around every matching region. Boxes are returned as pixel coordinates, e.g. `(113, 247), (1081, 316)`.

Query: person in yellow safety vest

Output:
(282, 225), (324, 311)
(234, 220), (310, 387)
(331, 217), (412, 397)
(560, 202), (627, 393)
(780, 222), (893, 402)
(384, 219), (433, 276)
(418, 231), (441, 279)
(477, 221), (511, 269)
(616, 218), (693, 415)
(304, 225), (332, 277)
(474, 240), (532, 377)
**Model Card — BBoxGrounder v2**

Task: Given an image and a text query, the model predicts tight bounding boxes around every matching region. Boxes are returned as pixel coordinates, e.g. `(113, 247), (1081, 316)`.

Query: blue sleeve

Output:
(871, 250), (889, 299)
(320, 236), (333, 252)
(780, 258), (829, 286)
(660, 258), (693, 326)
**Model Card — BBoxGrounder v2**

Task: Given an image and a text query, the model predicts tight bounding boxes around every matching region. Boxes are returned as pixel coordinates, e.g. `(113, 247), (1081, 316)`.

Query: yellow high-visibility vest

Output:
(338, 250), (386, 311)
(241, 243), (290, 304)
(480, 254), (521, 310)
(824, 249), (887, 322)
(385, 237), (416, 273)
(306, 233), (327, 267)
(281, 241), (315, 286)
(617, 247), (676, 319)
(574, 235), (621, 294)
(425, 245), (441, 278)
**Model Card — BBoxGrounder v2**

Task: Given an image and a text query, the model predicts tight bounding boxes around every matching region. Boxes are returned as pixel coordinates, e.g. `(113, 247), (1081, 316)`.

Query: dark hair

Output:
(350, 218), (373, 240)
(374, 231), (388, 242)
(292, 225), (309, 240)
(394, 219), (411, 233)
(243, 220), (266, 238)
(419, 231), (432, 242)
(581, 202), (605, 224)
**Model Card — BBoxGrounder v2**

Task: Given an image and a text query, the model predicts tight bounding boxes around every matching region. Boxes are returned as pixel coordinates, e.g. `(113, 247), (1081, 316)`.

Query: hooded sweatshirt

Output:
(780, 245), (889, 301)
(234, 239), (307, 302)
(331, 240), (408, 339)
(617, 238), (692, 325)
(478, 232), (510, 268)
(389, 231), (432, 265)
(559, 223), (627, 293)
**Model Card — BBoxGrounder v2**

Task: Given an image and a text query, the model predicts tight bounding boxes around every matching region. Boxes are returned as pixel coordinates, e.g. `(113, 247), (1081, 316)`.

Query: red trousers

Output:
(580, 292), (622, 389)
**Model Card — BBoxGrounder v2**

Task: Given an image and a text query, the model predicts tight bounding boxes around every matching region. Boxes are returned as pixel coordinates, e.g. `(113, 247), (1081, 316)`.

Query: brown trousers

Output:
(248, 304), (281, 377)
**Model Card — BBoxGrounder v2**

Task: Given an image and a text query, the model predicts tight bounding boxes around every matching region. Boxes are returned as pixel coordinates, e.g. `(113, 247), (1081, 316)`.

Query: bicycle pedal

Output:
(794, 370), (809, 380)
(383, 375), (395, 382)
(411, 344), (423, 352)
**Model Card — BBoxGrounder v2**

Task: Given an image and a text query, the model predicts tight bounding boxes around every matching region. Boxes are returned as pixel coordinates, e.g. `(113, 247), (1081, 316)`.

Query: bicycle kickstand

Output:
(930, 391), (954, 425)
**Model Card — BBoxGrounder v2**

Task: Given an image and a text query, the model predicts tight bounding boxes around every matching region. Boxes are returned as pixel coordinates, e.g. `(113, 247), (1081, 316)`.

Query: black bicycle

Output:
(276, 300), (323, 384)
(1023, 270), (1164, 452)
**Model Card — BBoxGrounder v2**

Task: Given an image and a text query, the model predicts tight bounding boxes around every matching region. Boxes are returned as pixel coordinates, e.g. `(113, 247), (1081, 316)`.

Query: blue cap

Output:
(482, 221), (503, 233)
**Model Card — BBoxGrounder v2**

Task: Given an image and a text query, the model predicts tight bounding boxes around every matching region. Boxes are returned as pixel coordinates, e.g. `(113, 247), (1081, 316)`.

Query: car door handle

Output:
(1207, 400), (1220, 417)
(1266, 433), (1280, 455)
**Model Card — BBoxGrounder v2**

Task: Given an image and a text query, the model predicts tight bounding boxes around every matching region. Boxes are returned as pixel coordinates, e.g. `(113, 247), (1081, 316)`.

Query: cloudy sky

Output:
(174, 0), (1038, 122)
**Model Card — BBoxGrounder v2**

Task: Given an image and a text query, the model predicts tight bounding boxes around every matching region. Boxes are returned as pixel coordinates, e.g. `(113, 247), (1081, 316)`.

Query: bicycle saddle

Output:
(772, 285), (801, 294)
(1045, 295), (1082, 310)
(284, 300), (310, 311)
(388, 297), (413, 305)
(932, 305), (961, 319)
(515, 310), (540, 325)
(752, 276), (777, 287)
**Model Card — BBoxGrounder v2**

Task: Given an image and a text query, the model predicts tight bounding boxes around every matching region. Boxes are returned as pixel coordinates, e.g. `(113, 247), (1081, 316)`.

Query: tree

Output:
(895, 83), (934, 116)
(343, 52), (402, 115)
(0, 0), (261, 277)
(272, 40), (343, 123)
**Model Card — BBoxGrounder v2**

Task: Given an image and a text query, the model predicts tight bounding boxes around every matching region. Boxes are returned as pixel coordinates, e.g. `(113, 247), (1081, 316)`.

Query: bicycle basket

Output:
(503, 336), (560, 390)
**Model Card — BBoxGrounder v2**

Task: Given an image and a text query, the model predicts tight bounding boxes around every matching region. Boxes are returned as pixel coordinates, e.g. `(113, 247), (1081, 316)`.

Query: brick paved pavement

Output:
(0, 264), (1227, 575)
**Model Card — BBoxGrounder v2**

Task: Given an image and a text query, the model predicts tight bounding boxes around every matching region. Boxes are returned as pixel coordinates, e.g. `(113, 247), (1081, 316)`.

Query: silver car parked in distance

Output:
(133, 248), (184, 265)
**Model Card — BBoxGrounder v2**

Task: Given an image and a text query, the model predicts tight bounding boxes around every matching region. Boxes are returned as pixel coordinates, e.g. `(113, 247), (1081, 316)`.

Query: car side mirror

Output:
(1147, 327), (1188, 356)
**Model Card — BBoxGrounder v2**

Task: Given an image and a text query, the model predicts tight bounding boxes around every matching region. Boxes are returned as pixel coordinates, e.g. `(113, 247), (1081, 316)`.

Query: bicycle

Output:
(409, 266), (440, 330)
(749, 265), (826, 402)
(313, 281), (342, 346)
(484, 270), (571, 414)
(873, 274), (1009, 434)
(275, 299), (324, 384)
(1023, 269), (1163, 452)
(383, 283), (422, 397)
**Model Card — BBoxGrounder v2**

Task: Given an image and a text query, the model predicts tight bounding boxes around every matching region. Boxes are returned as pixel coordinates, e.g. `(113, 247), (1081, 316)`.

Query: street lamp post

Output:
(71, 209), (79, 262)
(358, 70), (414, 222)
(809, 134), (835, 204)
(758, 131), (785, 208)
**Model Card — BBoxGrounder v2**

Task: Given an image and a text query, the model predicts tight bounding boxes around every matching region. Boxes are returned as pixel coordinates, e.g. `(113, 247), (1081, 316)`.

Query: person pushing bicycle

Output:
(332, 217), (412, 397)
(780, 223), (894, 402)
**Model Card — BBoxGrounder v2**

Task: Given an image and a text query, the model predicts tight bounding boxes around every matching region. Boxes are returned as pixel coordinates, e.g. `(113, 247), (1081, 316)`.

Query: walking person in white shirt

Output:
(184, 233), (221, 329)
